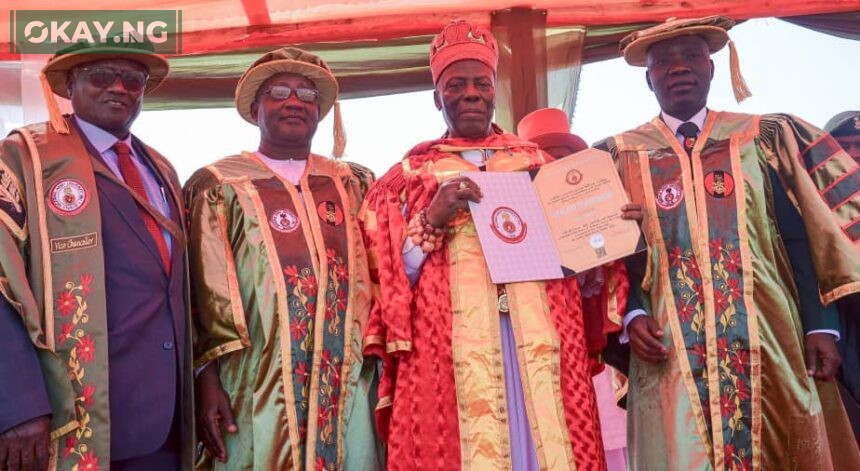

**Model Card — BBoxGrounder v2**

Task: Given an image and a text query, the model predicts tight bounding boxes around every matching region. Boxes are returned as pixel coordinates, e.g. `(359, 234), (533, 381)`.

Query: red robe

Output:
(360, 127), (628, 470)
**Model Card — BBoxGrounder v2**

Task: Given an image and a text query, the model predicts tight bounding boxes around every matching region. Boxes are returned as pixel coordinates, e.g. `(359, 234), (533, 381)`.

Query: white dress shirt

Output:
(75, 116), (172, 254)
(256, 152), (307, 185)
(662, 107), (708, 143)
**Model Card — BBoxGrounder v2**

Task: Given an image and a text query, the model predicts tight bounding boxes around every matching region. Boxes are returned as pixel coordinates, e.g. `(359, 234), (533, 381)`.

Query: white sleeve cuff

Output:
(402, 237), (428, 287)
(806, 329), (840, 341)
(194, 360), (214, 378)
(619, 309), (648, 344)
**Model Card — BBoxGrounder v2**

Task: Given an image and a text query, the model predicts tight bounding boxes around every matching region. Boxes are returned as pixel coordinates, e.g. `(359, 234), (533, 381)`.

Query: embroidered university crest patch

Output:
(316, 201), (344, 226)
(655, 181), (684, 210)
(270, 208), (300, 233)
(704, 171), (735, 198)
(49, 178), (90, 216)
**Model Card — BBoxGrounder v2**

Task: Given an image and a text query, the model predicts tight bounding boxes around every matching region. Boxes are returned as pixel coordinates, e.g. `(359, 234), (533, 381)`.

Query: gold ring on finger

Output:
(458, 181), (468, 191)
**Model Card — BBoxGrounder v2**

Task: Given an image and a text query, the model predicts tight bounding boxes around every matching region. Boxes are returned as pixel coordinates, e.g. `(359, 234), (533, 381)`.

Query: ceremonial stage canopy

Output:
(0, 1), (857, 130)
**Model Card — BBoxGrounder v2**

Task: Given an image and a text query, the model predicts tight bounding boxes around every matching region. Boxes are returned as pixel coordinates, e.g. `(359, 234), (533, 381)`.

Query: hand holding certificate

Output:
(464, 148), (645, 284)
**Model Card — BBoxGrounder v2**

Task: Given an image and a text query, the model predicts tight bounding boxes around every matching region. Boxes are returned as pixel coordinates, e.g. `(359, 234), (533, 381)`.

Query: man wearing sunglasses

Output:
(184, 47), (382, 470)
(0, 41), (192, 470)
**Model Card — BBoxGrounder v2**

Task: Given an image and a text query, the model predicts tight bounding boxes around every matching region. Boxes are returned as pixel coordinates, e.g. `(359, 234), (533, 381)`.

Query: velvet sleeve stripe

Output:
(801, 134), (844, 175)
(823, 169), (860, 211)
(844, 218), (860, 242)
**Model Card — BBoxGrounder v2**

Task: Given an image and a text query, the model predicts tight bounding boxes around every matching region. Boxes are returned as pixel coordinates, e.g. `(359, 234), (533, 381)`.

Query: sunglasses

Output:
(260, 85), (320, 103)
(76, 67), (148, 93)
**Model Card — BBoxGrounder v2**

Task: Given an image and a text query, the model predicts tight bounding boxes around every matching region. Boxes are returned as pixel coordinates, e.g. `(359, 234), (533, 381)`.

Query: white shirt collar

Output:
(74, 115), (134, 156)
(255, 151), (308, 185)
(460, 149), (484, 164)
(255, 151), (309, 167)
(662, 107), (708, 136)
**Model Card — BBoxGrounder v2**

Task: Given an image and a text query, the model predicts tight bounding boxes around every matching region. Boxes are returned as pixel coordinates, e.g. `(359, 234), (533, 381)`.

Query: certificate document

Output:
(464, 149), (644, 284)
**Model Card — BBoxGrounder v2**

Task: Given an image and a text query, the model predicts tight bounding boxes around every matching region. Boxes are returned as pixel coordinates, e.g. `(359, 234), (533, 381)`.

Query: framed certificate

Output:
(464, 148), (645, 284)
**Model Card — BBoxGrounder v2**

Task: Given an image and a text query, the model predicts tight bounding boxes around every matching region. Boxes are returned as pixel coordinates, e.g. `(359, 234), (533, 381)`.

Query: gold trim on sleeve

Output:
(194, 340), (248, 369)
(216, 190), (250, 345)
(822, 280), (860, 305)
(385, 340), (412, 353)
(17, 129), (55, 351)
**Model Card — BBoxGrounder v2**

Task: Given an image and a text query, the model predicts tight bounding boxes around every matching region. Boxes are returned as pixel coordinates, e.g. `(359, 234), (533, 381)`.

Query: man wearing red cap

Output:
(517, 108), (589, 158)
(360, 20), (634, 470)
(596, 16), (860, 469)
(518, 107), (634, 471)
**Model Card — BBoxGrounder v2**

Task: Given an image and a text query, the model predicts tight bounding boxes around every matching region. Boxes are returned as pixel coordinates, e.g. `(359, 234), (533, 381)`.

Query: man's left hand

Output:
(805, 333), (841, 381)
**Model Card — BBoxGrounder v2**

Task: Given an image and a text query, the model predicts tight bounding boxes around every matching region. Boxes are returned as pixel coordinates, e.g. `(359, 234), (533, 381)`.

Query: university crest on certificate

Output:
(465, 149), (645, 283)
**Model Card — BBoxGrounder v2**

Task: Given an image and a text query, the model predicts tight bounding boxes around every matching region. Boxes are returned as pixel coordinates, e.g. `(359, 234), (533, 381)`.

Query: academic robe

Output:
(0, 116), (193, 469)
(597, 111), (860, 471)
(184, 153), (382, 470)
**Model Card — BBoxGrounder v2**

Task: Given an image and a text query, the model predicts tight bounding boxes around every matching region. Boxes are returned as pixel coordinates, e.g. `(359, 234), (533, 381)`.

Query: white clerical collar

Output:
(662, 108), (708, 136)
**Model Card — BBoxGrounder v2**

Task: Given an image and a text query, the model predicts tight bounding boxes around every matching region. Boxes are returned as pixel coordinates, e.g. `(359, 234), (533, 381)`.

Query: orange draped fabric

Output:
(360, 127), (629, 469)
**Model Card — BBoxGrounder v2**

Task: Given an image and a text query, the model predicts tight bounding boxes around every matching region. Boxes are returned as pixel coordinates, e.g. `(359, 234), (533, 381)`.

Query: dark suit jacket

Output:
(0, 135), (187, 462)
(767, 166), (840, 334)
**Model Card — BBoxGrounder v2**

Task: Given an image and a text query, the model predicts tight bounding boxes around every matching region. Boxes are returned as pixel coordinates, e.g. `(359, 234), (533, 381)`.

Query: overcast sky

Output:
(131, 18), (860, 181)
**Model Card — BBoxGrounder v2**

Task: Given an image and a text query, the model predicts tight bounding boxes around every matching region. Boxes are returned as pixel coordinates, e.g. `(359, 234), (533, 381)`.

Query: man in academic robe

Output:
(596, 16), (860, 470)
(825, 110), (860, 442)
(827, 111), (860, 164)
(518, 107), (631, 471)
(185, 47), (382, 470)
(0, 41), (193, 470)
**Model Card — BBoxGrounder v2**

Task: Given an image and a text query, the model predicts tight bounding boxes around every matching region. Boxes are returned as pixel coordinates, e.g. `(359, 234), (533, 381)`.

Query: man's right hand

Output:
(195, 365), (237, 463)
(629, 316), (668, 362)
(426, 177), (483, 228)
(0, 415), (50, 471)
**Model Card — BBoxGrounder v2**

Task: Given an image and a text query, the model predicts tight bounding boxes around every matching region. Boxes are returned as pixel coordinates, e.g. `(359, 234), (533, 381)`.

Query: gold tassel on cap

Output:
(39, 72), (69, 134)
(332, 100), (346, 158)
(728, 40), (752, 103)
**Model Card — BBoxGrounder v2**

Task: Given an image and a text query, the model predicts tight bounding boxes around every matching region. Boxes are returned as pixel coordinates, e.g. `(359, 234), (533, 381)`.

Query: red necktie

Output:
(114, 142), (171, 274)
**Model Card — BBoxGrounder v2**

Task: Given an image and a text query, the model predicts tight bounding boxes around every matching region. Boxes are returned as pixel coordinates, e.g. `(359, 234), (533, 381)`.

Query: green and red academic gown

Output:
(598, 111), (860, 471)
(184, 153), (382, 470)
(0, 118), (193, 470)
(360, 127), (629, 470)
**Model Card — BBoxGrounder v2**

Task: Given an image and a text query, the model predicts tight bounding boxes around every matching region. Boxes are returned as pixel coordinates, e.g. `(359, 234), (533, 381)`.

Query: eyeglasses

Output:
(76, 67), (148, 93)
(260, 85), (320, 103)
